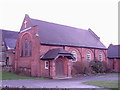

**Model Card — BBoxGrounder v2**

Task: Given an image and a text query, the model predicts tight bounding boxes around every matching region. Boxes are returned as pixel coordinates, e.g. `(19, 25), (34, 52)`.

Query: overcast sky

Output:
(0, 0), (119, 47)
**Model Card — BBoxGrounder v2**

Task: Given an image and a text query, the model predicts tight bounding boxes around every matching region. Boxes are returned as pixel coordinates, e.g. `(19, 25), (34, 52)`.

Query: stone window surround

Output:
(99, 52), (103, 61)
(86, 51), (91, 62)
(45, 61), (49, 69)
(71, 50), (77, 62)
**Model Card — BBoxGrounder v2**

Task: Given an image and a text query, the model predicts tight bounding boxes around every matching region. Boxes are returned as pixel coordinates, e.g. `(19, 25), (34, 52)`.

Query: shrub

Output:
(71, 66), (77, 76)
(83, 67), (89, 74)
(89, 60), (105, 73)
(71, 61), (83, 76)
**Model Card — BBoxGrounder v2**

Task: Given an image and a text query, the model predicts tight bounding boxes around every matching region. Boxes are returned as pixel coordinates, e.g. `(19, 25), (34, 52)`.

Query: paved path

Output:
(1, 73), (119, 88)
(1, 79), (100, 88)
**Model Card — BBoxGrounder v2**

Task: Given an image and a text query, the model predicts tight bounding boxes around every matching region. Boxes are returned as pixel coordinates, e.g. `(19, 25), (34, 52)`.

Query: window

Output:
(45, 61), (49, 69)
(21, 43), (24, 56)
(6, 57), (9, 66)
(25, 39), (29, 56)
(99, 52), (103, 61)
(86, 51), (91, 62)
(71, 51), (77, 62)
(20, 33), (33, 57)
(29, 41), (32, 56)
(21, 39), (32, 57)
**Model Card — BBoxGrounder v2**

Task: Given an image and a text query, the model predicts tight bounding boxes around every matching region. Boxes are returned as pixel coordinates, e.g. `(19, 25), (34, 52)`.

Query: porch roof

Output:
(40, 48), (74, 60)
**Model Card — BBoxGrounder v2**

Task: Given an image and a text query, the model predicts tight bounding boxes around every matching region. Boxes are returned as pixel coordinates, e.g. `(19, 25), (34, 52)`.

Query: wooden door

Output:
(55, 59), (64, 77)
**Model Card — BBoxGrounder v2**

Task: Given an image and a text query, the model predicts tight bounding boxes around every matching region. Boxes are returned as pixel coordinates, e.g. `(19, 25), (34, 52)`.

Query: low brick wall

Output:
(2, 65), (13, 72)
(16, 67), (31, 76)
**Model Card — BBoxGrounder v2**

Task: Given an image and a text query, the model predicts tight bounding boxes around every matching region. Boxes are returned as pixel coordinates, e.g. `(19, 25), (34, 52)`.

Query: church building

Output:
(2, 15), (108, 79)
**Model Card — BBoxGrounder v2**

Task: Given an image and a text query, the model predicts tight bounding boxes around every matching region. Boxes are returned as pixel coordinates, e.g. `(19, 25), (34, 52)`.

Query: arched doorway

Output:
(55, 59), (64, 77)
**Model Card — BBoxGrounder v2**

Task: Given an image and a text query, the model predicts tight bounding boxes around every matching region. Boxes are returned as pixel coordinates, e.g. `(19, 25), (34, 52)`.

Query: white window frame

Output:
(99, 52), (103, 61)
(86, 51), (91, 62)
(45, 61), (49, 69)
(71, 51), (77, 62)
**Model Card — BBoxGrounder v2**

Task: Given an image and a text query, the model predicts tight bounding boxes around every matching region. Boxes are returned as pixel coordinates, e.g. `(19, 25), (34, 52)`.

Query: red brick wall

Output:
(15, 24), (41, 76)
(15, 38), (108, 77)
(109, 58), (120, 73)
(38, 46), (108, 76)
(65, 47), (107, 74)
(115, 59), (120, 73)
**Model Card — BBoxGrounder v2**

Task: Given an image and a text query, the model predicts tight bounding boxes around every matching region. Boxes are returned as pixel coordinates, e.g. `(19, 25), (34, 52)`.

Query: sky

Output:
(0, 0), (119, 47)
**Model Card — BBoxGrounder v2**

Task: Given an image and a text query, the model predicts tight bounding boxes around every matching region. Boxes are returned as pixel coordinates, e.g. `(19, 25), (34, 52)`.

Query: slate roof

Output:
(108, 44), (120, 59)
(41, 48), (74, 60)
(0, 29), (18, 50)
(30, 17), (106, 49)
(1, 15), (106, 50)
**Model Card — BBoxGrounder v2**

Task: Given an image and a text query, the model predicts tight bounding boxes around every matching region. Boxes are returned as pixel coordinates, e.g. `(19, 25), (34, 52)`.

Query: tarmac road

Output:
(1, 73), (119, 89)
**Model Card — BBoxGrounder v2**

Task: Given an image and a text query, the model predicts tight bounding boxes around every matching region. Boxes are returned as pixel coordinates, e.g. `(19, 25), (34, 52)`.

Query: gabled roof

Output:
(108, 44), (120, 59)
(0, 29), (18, 50)
(29, 16), (106, 49)
(41, 48), (74, 60)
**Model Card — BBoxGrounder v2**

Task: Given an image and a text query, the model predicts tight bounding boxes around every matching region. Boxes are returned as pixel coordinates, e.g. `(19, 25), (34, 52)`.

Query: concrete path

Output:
(1, 73), (119, 88)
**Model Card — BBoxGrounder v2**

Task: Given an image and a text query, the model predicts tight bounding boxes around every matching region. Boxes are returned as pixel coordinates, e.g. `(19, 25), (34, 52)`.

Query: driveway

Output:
(1, 73), (119, 89)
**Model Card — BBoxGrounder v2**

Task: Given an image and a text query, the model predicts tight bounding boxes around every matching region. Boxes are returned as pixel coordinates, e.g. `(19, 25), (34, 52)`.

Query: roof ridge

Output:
(0, 29), (18, 32)
(113, 45), (120, 46)
(109, 44), (120, 47)
(30, 18), (87, 31)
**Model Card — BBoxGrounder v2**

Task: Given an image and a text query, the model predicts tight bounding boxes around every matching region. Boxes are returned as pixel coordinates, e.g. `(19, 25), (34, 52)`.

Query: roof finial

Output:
(109, 43), (113, 47)
(25, 14), (30, 18)
(88, 28), (91, 30)
(110, 43), (113, 45)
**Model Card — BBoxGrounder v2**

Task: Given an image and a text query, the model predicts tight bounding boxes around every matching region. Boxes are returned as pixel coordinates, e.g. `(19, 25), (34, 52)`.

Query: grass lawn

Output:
(83, 73), (120, 88)
(0, 71), (46, 80)
(94, 73), (120, 78)
(83, 80), (120, 88)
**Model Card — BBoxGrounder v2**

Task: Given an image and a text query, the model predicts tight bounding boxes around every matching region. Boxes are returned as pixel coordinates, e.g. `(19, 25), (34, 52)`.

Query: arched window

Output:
(25, 39), (29, 56)
(21, 40), (32, 57)
(86, 51), (91, 62)
(99, 52), (103, 61)
(29, 41), (32, 56)
(21, 43), (24, 56)
(71, 51), (77, 62)
(21, 33), (32, 57)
